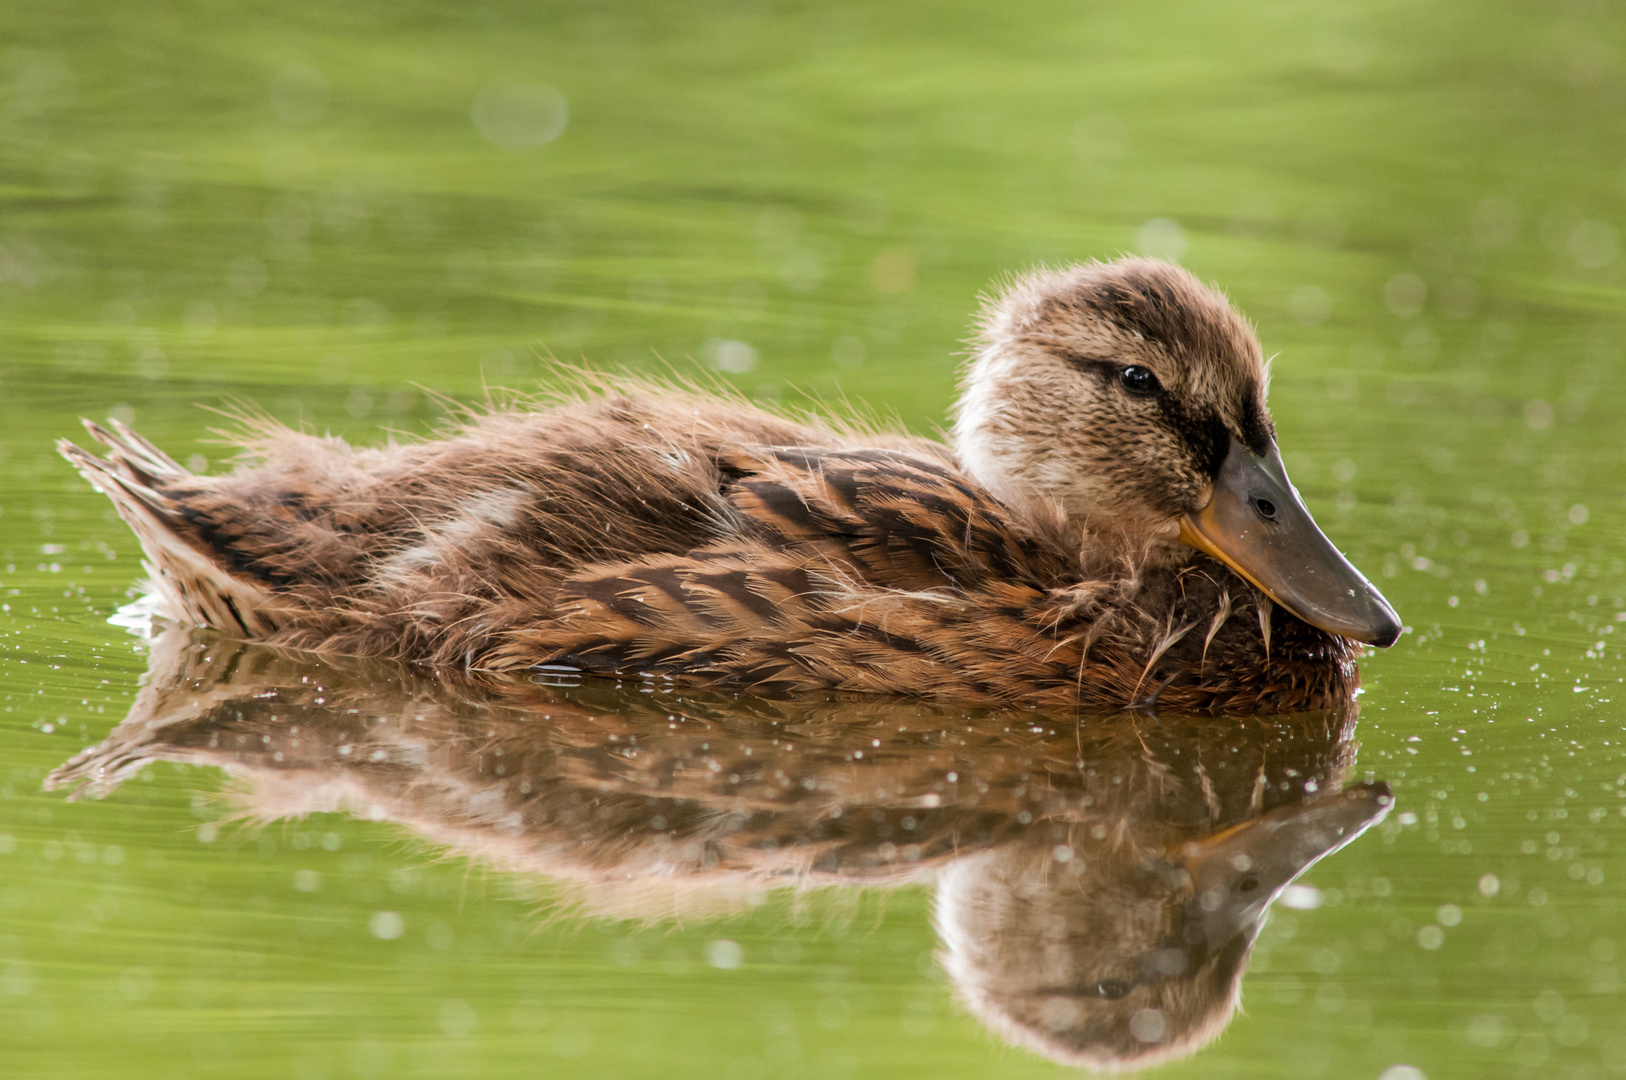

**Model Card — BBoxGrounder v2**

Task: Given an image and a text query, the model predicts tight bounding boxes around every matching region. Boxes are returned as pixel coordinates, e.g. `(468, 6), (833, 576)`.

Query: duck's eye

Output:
(1094, 980), (1132, 999)
(1118, 365), (1160, 397)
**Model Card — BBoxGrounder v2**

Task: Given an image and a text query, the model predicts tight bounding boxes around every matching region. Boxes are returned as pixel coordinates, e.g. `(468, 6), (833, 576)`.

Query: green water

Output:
(4, 1), (1626, 1076)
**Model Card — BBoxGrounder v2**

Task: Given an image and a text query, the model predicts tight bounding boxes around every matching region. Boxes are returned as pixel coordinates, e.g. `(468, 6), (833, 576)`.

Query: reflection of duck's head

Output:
(955, 259), (1399, 646)
(934, 784), (1389, 1071)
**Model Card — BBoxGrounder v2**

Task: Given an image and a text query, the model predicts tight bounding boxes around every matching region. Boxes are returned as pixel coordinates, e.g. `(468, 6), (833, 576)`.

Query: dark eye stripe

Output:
(1236, 398), (1273, 456)
(1058, 351), (1117, 374)
(1162, 405), (1230, 478)
(1061, 350), (1234, 477)
(1060, 353), (1162, 394)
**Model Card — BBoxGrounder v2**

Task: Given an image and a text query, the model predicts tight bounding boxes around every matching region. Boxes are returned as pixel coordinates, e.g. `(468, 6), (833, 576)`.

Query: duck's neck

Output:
(951, 346), (1043, 519)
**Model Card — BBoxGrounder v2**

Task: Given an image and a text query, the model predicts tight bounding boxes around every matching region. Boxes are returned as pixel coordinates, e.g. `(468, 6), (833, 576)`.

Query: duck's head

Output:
(953, 256), (1401, 647)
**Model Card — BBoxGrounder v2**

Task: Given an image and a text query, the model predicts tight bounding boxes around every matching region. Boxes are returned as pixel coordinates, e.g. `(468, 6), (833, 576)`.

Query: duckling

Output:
(60, 257), (1399, 713)
(46, 630), (1391, 1070)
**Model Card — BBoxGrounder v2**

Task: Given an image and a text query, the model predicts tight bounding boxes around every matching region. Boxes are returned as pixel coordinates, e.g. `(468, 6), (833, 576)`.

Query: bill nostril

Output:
(1252, 496), (1278, 521)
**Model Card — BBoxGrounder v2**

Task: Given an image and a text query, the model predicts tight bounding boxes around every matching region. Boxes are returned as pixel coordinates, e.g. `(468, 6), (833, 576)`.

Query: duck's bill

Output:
(1179, 439), (1402, 647)
(1179, 782), (1393, 951)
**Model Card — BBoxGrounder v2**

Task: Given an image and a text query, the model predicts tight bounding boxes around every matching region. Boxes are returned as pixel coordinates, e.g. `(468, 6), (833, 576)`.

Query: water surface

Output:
(4, 2), (1626, 1077)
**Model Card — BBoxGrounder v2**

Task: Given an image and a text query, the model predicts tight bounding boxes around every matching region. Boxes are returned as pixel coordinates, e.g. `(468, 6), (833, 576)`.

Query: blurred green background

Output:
(3, 1), (1626, 1077)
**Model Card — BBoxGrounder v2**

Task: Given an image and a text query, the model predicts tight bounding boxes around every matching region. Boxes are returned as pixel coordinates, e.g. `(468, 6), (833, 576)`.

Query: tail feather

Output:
(60, 421), (280, 638)
(81, 417), (187, 484)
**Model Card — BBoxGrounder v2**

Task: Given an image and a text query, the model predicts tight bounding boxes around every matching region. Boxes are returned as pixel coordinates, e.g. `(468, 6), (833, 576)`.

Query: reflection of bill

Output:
(938, 784), (1388, 1069)
(49, 628), (1391, 1071)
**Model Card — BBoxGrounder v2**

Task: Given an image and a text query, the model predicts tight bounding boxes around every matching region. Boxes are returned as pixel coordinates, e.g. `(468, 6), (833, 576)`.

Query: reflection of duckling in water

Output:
(48, 630), (1390, 1070)
(60, 258), (1397, 713)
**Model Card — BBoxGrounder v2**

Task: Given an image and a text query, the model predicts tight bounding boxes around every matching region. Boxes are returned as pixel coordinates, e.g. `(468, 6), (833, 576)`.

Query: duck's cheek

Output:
(1115, 453), (1210, 523)
(1120, 459), (1205, 515)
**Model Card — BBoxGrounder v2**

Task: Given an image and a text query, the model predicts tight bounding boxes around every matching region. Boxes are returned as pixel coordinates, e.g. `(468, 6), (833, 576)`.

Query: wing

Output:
(485, 444), (1087, 697)
(487, 538), (1096, 706)
(720, 445), (1071, 594)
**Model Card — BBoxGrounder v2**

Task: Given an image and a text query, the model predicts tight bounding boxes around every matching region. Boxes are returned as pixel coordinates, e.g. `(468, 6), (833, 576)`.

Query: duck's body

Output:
(62, 258), (1396, 714)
